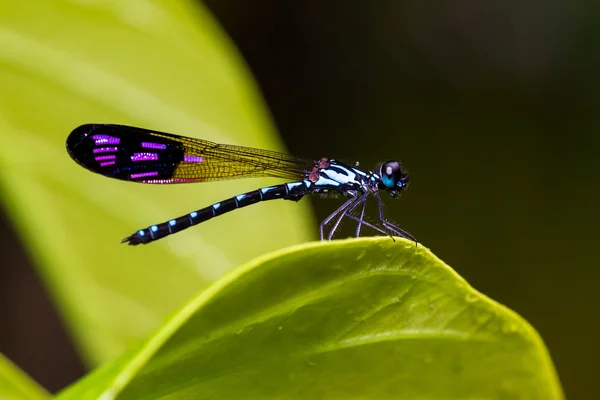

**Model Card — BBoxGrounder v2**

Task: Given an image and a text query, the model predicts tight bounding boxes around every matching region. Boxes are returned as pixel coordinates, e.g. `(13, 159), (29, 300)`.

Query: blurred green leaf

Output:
(0, 0), (313, 366)
(57, 238), (564, 400)
(0, 353), (49, 400)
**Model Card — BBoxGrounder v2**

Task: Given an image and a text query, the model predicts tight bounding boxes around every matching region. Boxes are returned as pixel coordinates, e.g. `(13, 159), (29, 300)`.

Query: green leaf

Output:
(57, 238), (564, 400)
(0, 353), (49, 400)
(0, 0), (313, 366)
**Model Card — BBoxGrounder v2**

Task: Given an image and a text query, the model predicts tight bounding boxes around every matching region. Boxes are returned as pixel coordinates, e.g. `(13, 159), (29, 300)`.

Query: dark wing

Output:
(66, 124), (313, 183)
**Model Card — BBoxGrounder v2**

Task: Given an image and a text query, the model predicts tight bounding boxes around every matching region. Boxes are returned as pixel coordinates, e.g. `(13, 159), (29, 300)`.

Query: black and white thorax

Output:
(305, 159), (376, 196)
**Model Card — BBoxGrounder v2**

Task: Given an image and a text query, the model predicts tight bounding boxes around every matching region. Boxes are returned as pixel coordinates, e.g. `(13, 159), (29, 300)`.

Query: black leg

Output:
(374, 191), (417, 242)
(355, 197), (367, 237)
(327, 192), (369, 240)
(320, 195), (357, 240)
(345, 214), (389, 236)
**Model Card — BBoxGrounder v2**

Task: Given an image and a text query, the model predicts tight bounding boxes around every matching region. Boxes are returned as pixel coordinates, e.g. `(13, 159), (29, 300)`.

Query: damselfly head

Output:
(377, 160), (409, 195)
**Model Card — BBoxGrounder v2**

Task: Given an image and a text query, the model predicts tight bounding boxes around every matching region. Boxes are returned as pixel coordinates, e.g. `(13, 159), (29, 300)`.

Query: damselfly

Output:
(66, 124), (415, 245)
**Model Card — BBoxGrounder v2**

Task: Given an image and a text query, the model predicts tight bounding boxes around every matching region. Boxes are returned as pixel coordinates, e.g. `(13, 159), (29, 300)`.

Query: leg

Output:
(345, 214), (389, 236)
(374, 191), (417, 242)
(327, 192), (369, 240)
(355, 197), (367, 237)
(320, 195), (357, 240)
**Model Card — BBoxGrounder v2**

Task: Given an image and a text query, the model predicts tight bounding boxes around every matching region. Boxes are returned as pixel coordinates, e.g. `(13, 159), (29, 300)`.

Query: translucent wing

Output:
(66, 124), (313, 183)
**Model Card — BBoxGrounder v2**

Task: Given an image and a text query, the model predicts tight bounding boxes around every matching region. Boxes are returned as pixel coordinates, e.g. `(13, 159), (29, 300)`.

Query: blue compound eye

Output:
(382, 174), (395, 188)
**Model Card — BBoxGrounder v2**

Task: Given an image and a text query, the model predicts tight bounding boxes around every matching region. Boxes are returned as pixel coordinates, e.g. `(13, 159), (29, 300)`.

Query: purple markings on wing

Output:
(141, 142), (167, 150)
(94, 155), (116, 161)
(131, 152), (159, 162)
(100, 161), (116, 167)
(92, 134), (120, 145)
(130, 171), (159, 179)
(184, 155), (204, 163)
(93, 147), (118, 153)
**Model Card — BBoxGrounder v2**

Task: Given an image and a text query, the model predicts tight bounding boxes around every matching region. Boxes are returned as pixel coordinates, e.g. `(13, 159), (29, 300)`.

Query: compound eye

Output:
(381, 161), (401, 188)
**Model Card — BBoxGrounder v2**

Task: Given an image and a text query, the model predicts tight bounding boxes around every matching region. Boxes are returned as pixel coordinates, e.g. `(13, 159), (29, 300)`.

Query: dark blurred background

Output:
(1, 1), (598, 398)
